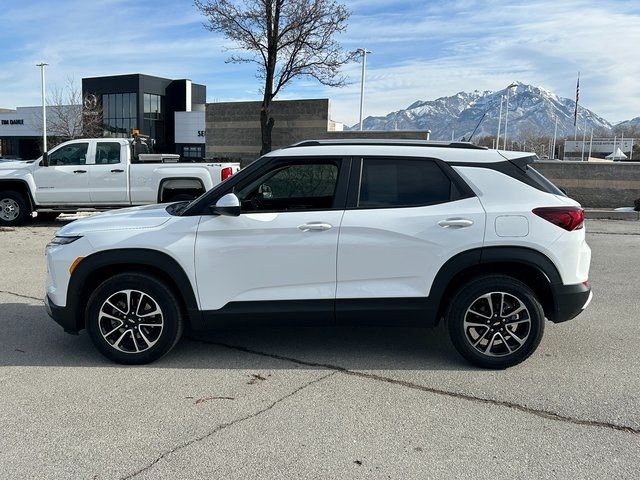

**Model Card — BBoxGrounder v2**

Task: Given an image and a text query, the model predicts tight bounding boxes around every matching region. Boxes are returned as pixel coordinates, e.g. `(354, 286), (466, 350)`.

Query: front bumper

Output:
(550, 282), (592, 323)
(45, 294), (79, 335)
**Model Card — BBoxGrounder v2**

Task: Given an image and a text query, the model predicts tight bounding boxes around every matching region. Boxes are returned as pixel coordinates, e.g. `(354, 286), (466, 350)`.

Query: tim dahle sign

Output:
(1, 119), (24, 125)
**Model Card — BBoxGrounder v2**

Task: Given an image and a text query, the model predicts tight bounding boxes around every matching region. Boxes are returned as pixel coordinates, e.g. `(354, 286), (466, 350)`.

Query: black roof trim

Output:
(286, 139), (488, 150)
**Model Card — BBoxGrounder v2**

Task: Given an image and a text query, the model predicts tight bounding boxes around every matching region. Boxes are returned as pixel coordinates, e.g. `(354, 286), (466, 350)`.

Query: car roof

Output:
(265, 139), (534, 163)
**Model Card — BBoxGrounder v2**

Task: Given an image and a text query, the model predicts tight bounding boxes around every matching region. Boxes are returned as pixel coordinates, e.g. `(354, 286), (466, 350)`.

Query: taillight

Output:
(532, 207), (584, 231)
(221, 167), (234, 181)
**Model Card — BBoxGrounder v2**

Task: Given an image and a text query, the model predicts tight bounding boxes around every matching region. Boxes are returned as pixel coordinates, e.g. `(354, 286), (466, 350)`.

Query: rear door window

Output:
(358, 158), (454, 208)
(95, 142), (122, 164)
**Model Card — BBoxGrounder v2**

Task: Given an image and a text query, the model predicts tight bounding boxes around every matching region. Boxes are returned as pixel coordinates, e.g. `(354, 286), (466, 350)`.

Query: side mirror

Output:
(210, 193), (241, 217)
(41, 152), (49, 167)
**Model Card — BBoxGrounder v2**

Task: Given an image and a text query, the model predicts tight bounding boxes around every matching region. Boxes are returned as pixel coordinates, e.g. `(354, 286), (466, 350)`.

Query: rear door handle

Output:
(73, 170), (87, 174)
(438, 218), (474, 229)
(111, 169), (124, 173)
(298, 222), (332, 232)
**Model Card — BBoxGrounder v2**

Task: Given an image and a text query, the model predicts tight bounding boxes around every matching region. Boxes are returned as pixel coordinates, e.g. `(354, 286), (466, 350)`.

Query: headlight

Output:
(47, 235), (82, 247)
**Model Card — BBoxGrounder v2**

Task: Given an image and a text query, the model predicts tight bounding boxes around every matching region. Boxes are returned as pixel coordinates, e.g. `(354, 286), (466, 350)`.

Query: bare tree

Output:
(32, 77), (103, 148)
(195, 0), (354, 154)
(48, 77), (103, 142)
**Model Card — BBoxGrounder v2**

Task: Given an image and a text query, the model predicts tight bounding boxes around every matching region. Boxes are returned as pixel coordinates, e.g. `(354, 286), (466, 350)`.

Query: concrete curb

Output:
(585, 210), (639, 221)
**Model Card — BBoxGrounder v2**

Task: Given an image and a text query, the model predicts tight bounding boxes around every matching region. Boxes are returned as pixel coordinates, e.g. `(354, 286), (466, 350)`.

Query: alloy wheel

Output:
(98, 289), (164, 353)
(463, 291), (531, 357)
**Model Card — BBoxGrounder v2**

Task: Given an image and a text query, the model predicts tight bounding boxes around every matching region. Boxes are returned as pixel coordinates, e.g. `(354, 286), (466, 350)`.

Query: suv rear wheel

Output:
(446, 275), (545, 369)
(86, 273), (184, 364)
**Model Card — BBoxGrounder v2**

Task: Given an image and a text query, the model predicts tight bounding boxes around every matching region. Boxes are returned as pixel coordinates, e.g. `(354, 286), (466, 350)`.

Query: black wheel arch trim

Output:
(0, 178), (35, 209)
(429, 245), (563, 322)
(65, 248), (202, 333)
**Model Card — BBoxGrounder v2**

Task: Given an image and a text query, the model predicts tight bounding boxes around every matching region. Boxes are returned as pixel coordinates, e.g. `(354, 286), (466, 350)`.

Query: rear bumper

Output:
(45, 294), (80, 334)
(550, 282), (592, 323)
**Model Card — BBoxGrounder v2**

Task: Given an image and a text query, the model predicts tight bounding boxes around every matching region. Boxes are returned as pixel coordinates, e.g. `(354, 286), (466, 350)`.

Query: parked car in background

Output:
(45, 139), (592, 369)
(0, 137), (240, 225)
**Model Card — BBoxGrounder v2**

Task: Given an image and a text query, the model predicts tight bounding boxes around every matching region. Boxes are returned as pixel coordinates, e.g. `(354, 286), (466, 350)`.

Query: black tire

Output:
(446, 275), (545, 369)
(36, 212), (60, 222)
(86, 273), (184, 364)
(0, 190), (31, 226)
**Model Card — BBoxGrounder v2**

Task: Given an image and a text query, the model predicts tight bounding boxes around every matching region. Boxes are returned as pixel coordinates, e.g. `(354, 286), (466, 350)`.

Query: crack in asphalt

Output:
(120, 371), (336, 479)
(590, 231), (640, 236)
(192, 339), (640, 437)
(0, 290), (43, 302)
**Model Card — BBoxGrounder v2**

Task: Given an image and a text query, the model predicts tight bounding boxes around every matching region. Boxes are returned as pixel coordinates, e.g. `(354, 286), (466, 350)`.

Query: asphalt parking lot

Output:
(1, 218), (639, 479)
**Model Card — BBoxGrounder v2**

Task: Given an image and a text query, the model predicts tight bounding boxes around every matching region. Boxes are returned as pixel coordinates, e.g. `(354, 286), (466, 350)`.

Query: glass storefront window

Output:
(101, 93), (137, 138)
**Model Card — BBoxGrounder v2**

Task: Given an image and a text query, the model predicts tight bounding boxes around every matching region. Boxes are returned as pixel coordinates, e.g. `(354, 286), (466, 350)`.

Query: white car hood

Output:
(0, 160), (33, 173)
(58, 204), (173, 235)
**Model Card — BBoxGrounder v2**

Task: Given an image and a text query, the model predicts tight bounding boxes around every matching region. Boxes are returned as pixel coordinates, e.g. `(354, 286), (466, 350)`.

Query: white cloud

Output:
(1, 0), (638, 127)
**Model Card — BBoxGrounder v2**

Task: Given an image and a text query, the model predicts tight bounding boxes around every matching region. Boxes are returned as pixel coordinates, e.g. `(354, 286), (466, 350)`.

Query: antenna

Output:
(465, 113), (486, 143)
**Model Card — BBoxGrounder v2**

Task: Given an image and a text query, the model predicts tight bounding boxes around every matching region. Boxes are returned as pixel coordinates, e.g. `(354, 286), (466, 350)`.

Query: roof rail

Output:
(286, 139), (488, 150)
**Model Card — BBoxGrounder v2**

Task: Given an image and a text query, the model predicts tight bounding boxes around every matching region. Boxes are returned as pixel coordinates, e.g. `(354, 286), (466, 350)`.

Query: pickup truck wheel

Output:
(0, 191), (30, 226)
(446, 275), (545, 369)
(86, 273), (184, 364)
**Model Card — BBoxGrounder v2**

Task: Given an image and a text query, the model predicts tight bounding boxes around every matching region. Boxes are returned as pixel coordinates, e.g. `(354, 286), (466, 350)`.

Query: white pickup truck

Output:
(0, 137), (240, 225)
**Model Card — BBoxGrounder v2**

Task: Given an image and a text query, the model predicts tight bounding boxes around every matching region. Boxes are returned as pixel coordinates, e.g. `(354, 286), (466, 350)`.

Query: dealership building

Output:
(1, 72), (428, 162)
(0, 73), (207, 160)
(82, 73), (206, 158)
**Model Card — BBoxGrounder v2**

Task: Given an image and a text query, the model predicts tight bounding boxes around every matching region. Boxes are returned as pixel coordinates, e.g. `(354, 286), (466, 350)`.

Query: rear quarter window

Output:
(524, 165), (566, 196)
(358, 158), (455, 208)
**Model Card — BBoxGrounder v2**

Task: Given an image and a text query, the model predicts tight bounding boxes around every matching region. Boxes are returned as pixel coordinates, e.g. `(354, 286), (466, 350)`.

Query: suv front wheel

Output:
(446, 275), (545, 369)
(86, 273), (184, 364)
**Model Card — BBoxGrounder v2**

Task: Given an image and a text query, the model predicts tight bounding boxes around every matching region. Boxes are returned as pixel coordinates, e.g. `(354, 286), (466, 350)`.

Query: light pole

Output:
(503, 82), (518, 150)
(357, 48), (371, 131)
(552, 114), (558, 159)
(496, 95), (505, 149)
(36, 63), (48, 153)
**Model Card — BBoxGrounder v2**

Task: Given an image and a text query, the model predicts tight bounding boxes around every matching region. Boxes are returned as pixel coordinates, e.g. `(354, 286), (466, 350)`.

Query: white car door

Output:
(194, 158), (348, 313)
(336, 157), (485, 307)
(33, 141), (91, 205)
(88, 141), (129, 204)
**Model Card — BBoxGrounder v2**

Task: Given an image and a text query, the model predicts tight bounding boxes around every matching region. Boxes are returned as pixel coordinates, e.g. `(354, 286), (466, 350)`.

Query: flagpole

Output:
(588, 128), (593, 160)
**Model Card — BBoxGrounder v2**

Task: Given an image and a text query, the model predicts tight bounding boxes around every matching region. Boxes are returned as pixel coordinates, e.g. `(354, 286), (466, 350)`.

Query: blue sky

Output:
(1, 0), (639, 125)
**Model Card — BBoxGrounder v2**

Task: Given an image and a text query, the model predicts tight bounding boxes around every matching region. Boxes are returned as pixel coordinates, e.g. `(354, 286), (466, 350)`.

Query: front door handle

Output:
(298, 222), (332, 232)
(111, 169), (124, 173)
(438, 218), (474, 229)
(73, 170), (87, 174)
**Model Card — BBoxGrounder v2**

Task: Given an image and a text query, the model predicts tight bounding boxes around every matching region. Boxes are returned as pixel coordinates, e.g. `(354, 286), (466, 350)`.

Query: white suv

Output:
(45, 140), (592, 369)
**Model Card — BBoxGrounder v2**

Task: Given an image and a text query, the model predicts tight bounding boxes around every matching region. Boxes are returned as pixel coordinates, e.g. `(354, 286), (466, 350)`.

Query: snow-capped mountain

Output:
(350, 82), (613, 140)
(616, 116), (640, 130)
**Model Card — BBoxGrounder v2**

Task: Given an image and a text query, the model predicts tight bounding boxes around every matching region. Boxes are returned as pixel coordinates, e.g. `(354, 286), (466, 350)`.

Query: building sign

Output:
(174, 111), (206, 144)
(1, 119), (24, 125)
(565, 139), (634, 154)
(83, 94), (98, 109)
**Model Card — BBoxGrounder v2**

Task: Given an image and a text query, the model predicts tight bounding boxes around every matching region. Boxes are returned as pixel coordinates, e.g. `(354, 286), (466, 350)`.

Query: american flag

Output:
(573, 73), (580, 126)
